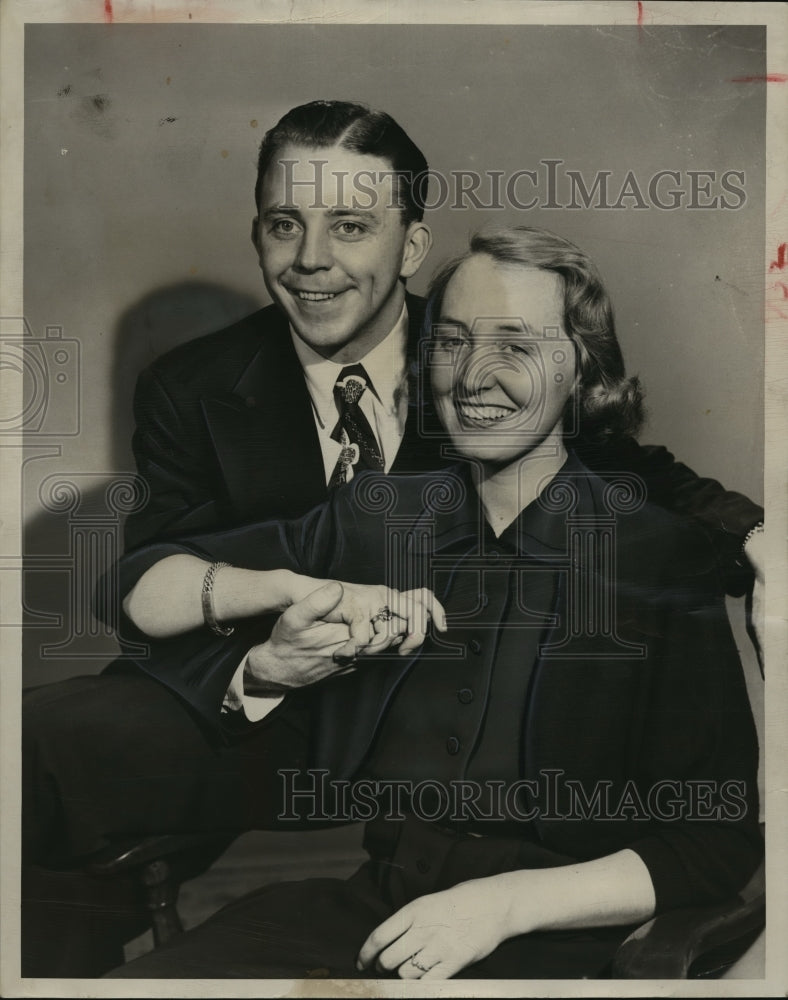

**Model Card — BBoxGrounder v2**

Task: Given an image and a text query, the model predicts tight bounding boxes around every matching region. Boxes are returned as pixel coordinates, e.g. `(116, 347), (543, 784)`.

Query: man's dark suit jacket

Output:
(123, 294), (444, 548)
(118, 461), (762, 914)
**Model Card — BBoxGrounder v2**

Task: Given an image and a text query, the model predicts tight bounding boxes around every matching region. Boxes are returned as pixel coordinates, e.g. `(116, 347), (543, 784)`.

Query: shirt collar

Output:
(427, 451), (591, 558)
(290, 304), (409, 430)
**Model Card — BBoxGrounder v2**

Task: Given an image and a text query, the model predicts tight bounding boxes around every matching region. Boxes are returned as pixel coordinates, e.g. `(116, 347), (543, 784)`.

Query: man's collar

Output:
(290, 304), (409, 428)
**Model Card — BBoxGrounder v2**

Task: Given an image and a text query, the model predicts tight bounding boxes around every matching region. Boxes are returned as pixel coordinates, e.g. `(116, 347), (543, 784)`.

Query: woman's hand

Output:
(356, 850), (657, 980)
(319, 581), (447, 661)
(245, 581), (447, 693)
(355, 879), (512, 980)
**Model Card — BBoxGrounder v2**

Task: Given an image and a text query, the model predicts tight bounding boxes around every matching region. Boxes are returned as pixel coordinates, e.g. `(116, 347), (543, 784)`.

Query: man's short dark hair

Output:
(254, 100), (429, 224)
(426, 226), (645, 443)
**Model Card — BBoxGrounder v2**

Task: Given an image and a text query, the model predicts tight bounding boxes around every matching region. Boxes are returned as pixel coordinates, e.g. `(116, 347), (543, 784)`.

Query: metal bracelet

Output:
(201, 561), (235, 637)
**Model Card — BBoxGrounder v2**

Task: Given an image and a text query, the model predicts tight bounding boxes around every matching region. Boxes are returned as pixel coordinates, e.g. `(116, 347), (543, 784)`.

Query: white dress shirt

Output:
(224, 305), (411, 722)
(290, 304), (410, 483)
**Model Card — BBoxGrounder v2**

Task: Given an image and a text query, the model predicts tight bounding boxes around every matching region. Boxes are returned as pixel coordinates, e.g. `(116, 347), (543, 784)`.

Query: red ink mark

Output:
(769, 243), (787, 271)
(777, 282), (788, 300)
(731, 74), (788, 83)
(637, 1), (644, 26)
(104, 0), (113, 22)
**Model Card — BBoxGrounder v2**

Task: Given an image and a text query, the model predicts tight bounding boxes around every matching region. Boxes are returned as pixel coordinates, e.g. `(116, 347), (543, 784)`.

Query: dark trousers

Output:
(22, 667), (307, 976)
(108, 836), (629, 980)
(23, 670), (630, 981)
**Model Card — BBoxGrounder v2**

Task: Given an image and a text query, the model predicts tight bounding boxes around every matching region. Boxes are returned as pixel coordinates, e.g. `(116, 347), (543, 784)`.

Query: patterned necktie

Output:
(328, 364), (384, 488)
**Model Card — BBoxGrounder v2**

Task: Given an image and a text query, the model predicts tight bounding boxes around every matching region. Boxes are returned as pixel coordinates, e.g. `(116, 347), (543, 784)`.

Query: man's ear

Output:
(251, 216), (260, 253)
(400, 221), (433, 280)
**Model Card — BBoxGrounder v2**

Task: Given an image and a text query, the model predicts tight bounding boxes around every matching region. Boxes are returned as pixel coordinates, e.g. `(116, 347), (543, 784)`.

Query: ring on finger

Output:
(408, 953), (432, 973)
(370, 605), (395, 625)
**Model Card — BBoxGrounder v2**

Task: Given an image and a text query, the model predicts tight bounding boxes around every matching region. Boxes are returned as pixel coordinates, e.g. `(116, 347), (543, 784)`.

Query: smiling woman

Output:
(431, 260), (578, 458)
(424, 226), (645, 530)
(109, 224), (761, 981)
(427, 226), (645, 449)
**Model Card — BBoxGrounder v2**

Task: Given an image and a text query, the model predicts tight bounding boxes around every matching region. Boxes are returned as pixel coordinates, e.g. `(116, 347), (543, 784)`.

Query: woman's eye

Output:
(499, 342), (533, 355)
(435, 337), (466, 351)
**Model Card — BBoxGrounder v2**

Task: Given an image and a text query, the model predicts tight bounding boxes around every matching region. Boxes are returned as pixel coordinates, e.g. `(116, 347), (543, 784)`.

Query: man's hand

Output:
(356, 879), (511, 980)
(245, 580), (446, 693)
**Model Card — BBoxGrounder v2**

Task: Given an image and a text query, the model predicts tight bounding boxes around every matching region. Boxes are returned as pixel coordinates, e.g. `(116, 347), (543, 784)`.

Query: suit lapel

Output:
(391, 293), (446, 474)
(201, 312), (327, 521)
(200, 292), (443, 515)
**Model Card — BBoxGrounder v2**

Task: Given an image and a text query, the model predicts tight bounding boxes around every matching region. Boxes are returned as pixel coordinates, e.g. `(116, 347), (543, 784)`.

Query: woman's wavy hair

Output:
(424, 226), (645, 443)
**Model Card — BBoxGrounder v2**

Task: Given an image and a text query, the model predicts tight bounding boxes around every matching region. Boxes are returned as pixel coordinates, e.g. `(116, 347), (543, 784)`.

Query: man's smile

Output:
(283, 285), (352, 304)
(294, 290), (339, 301)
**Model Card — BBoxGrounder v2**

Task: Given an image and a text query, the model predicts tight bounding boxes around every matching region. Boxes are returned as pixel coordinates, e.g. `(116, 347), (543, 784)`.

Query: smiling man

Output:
(22, 101), (765, 977)
(124, 101), (438, 547)
(255, 145), (430, 361)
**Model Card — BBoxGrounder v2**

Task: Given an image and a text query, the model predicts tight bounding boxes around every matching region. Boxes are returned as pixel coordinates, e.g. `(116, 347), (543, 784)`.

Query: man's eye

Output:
(335, 221), (365, 237)
(271, 219), (299, 236)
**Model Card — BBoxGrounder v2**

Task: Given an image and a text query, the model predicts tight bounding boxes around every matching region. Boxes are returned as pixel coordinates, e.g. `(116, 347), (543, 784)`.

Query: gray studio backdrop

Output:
(21, 20), (764, 749)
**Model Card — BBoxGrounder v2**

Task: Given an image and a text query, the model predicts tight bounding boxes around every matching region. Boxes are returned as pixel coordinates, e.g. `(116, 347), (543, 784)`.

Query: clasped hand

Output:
(246, 580), (446, 693)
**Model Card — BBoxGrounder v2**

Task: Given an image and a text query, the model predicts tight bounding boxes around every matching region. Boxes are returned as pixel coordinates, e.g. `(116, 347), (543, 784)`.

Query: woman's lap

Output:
(108, 864), (626, 980)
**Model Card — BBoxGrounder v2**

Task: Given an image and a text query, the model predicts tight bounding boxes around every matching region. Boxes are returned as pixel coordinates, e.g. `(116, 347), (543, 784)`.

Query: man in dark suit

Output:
(22, 100), (764, 976)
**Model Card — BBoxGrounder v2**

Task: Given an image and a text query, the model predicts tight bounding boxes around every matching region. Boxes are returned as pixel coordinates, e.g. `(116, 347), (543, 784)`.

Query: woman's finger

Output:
(397, 946), (444, 979)
(374, 933), (423, 975)
(356, 910), (412, 970)
(419, 959), (452, 980)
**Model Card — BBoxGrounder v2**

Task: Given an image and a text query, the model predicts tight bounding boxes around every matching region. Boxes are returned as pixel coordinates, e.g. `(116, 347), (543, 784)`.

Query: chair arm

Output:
(612, 859), (765, 979)
(85, 832), (236, 876)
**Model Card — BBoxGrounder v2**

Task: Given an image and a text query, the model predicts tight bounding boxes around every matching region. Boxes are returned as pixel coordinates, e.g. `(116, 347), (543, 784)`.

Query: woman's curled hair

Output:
(425, 226), (645, 443)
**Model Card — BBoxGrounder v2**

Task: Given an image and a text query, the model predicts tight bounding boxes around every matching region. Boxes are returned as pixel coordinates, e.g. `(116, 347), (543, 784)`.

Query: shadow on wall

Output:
(108, 282), (264, 471)
(23, 282), (263, 688)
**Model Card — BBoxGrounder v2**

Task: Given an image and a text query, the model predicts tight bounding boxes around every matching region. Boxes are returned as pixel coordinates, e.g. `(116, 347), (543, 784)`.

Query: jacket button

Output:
(416, 858), (430, 874)
(446, 736), (460, 755)
(457, 688), (474, 704)
(468, 638), (482, 655)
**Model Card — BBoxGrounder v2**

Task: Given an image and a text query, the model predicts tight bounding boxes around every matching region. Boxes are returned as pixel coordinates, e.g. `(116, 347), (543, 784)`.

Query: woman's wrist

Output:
(211, 567), (314, 622)
(742, 521), (765, 582)
(482, 871), (540, 938)
(277, 571), (332, 607)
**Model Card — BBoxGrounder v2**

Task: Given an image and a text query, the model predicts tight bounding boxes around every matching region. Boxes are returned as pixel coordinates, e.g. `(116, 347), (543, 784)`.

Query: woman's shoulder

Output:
(567, 454), (724, 591)
(618, 498), (724, 594)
